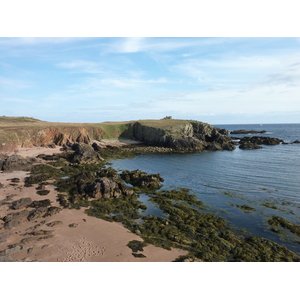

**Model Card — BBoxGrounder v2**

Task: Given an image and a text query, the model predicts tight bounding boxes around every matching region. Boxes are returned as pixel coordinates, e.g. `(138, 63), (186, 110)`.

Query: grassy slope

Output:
(0, 117), (192, 140)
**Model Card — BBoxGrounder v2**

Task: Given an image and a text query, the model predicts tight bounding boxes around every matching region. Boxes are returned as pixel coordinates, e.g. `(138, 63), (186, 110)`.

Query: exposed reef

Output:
(231, 129), (267, 134)
(239, 136), (283, 145)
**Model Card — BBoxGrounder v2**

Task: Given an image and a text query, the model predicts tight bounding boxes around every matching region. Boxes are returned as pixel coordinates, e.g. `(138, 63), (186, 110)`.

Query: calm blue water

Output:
(109, 124), (300, 255)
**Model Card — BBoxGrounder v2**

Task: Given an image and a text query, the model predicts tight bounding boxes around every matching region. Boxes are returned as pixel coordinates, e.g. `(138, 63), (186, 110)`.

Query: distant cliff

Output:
(126, 120), (235, 151)
(0, 117), (235, 152)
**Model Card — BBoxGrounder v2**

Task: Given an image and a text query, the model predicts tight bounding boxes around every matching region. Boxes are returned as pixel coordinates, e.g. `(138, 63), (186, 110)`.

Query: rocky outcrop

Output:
(129, 121), (235, 151)
(2, 210), (30, 229)
(70, 143), (104, 164)
(120, 169), (164, 189)
(231, 129), (267, 134)
(27, 206), (62, 221)
(1, 155), (38, 172)
(239, 136), (283, 145)
(11, 197), (32, 210)
(78, 177), (135, 199)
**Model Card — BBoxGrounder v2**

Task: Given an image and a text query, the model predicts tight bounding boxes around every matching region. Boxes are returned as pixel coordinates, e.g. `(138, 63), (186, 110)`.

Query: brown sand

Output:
(0, 146), (187, 262)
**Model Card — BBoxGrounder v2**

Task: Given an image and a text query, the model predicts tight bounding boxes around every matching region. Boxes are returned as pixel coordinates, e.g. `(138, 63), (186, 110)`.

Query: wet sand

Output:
(0, 145), (187, 262)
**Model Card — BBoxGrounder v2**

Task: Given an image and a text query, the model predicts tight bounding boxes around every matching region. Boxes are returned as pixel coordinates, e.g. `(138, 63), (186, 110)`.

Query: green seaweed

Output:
(127, 240), (147, 252)
(268, 216), (300, 237)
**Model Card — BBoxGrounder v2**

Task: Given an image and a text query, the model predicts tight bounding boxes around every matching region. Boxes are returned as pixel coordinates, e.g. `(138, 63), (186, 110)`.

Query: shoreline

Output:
(0, 145), (187, 262)
(2, 141), (300, 262)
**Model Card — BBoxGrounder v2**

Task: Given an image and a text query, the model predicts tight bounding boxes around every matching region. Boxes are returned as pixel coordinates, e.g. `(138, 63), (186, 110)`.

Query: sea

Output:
(109, 123), (300, 255)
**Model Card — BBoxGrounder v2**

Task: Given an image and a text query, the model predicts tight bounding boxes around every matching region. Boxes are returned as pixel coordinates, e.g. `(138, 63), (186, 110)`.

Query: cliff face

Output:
(130, 121), (235, 151)
(0, 126), (104, 152)
(0, 117), (235, 152)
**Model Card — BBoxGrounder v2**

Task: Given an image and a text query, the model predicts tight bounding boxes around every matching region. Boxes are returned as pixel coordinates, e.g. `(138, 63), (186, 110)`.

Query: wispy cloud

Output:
(57, 60), (104, 74)
(107, 37), (230, 54)
(0, 76), (32, 89)
(258, 61), (300, 87)
(0, 37), (87, 46)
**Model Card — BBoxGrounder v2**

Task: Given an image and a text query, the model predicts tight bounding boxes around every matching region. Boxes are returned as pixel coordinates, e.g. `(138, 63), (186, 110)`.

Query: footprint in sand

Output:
(62, 239), (106, 262)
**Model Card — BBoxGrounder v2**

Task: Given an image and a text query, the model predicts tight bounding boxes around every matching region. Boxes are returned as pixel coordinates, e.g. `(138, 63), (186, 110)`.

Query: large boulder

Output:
(70, 143), (104, 164)
(1, 155), (38, 172)
(11, 197), (32, 210)
(78, 177), (135, 199)
(2, 210), (30, 229)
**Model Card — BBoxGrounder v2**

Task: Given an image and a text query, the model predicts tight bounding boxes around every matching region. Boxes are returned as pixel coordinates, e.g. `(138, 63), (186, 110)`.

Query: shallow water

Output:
(109, 124), (300, 255)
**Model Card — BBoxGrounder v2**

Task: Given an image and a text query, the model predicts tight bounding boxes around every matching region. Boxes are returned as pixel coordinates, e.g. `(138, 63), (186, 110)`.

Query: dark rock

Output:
(120, 169), (164, 190)
(25, 173), (51, 186)
(292, 140), (300, 144)
(27, 207), (48, 221)
(239, 136), (283, 145)
(36, 190), (50, 196)
(10, 178), (20, 183)
(27, 247), (38, 254)
(2, 155), (38, 172)
(36, 153), (61, 161)
(3, 210), (30, 230)
(69, 223), (78, 228)
(0, 154), (8, 171)
(47, 221), (63, 227)
(31, 230), (54, 236)
(239, 142), (263, 150)
(78, 177), (135, 199)
(70, 143), (104, 164)
(29, 199), (51, 208)
(20, 236), (40, 244)
(231, 129), (267, 134)
(11, 197), (32, 210)
(92, 142), (102, 151)
(43, 206), (62, 218)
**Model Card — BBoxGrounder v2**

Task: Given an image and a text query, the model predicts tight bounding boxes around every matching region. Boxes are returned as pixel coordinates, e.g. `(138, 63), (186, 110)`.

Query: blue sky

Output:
(1, 37), (300, 124)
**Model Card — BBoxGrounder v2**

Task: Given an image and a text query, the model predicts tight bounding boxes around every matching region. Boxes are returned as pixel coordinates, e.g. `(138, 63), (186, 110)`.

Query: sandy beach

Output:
(0, 145), (187, 262)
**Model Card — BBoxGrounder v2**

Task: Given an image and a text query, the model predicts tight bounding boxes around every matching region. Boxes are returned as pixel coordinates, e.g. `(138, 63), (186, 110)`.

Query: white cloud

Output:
(107, 37), (230, 54)
(57, 60), (103, 74)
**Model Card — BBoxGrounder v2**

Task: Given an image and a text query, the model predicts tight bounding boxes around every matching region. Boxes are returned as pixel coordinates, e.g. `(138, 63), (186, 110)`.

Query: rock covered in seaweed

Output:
(120, 169), (164, 190)
(78, 177), (135, 199)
